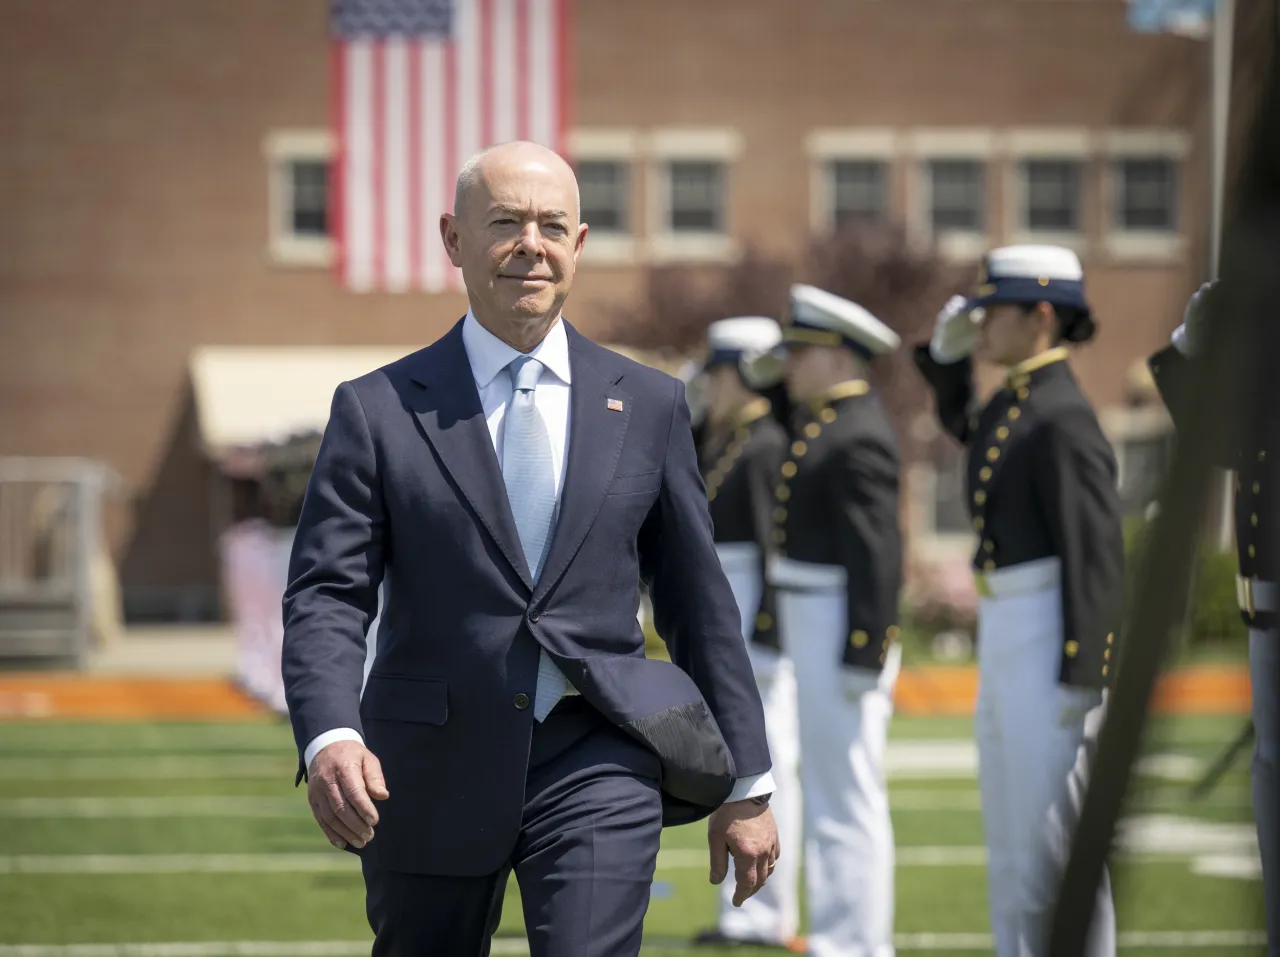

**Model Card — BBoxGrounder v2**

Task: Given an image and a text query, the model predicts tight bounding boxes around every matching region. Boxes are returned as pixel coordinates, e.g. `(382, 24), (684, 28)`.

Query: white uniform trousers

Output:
(1249, 627), (1279, 956)
(714, 543), (803, 945)
(974, 558), (1115, 957)
(775, 558), (899, 957)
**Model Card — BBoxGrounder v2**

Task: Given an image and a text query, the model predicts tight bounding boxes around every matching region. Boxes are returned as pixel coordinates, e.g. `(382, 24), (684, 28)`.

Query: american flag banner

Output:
(330, 0), (569, 293)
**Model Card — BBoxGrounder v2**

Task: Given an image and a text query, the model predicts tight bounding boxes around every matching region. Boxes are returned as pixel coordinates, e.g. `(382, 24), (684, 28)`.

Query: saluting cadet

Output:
(755, 284), (903, 957)
(1148, 281), (1277, 956)
(913, 245), (1123, 957)
(690, 317), (803, 951)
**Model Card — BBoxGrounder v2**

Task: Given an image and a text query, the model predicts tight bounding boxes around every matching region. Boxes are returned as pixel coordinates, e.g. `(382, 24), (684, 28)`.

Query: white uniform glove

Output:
(1171, 281), (1215, 357)
(929, 294), (982, 364)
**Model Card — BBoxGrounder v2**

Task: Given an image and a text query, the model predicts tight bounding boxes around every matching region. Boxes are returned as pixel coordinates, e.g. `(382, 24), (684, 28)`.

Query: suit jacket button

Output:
(528, 611), (540, 623)
(513, 693), (531, 710)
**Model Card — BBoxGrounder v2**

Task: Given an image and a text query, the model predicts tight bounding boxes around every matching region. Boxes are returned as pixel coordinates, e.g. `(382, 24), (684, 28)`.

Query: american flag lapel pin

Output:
(607, 398), (624, 412)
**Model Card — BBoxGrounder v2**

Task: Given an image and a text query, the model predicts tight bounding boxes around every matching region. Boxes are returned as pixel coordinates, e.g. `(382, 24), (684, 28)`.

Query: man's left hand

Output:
(707, 799), (780, 907)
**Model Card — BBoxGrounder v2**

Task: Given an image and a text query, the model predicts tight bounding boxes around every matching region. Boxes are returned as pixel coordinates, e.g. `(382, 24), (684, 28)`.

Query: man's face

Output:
(442, 146), (588, 332)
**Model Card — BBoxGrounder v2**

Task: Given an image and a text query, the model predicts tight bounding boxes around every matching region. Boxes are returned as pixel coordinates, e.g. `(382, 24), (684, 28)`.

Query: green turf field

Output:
(0, 715), (1268, 956)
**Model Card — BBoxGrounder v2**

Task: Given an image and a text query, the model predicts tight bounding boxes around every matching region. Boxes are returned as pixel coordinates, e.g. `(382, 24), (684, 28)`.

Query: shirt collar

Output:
(462, 310), (572, 389)
(1005, 346), (1070, 388)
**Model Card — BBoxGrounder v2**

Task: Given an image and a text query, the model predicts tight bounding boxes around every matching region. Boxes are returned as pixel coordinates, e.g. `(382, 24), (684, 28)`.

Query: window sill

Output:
(1103, 232), (1186, 264)
(932, 232), (990, 263)
(268, 236), (335, 269)
(646, 233), (741, 265)
(1008, 231), (1089, 255)
(580, 234), (639, 266)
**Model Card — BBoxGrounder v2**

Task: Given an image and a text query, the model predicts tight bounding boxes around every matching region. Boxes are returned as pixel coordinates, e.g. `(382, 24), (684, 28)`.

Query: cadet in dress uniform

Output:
(1148, 281), (1278, 956)
(913, 245), (1123, 957)
(690, 317), (803, 951)
(755, 284), (904, 957)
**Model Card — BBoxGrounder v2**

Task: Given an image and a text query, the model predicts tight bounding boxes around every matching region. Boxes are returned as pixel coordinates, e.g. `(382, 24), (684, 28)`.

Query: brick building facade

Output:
(1, 0), (1261, 620)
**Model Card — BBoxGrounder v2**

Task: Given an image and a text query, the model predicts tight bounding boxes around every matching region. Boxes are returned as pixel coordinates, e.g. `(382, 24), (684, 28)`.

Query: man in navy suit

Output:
(282, 140), (779, 957)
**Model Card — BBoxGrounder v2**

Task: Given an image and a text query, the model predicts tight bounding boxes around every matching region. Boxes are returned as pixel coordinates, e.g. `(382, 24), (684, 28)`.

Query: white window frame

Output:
(908, 128), (996, 263)
(263, 129), (336, 269)
(1004, 128), (1091, 252)
(804, 129), (899, 234)
(645, 127), (743, 264)
(1102, 129), (1190, 263)
(567, 129), (641, 266)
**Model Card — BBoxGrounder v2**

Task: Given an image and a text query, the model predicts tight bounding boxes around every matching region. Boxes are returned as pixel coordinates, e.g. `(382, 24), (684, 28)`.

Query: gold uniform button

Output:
(1008, 407), (1021, 421)
(776, 484), (791, 501)
(756, 612), (773, 630)
(1104, 648), (1112, 661)
(996, 426), (1009, 440)
(804, 423), (821, 439)
(1254, 481), (1262, 495)
(1102, 665), (1109, 678)
(980, 466), (993, 482)
(1260, 450), (1267, 462)
(986, 447), (1000, 462)
(1252, 514), (1259, 527)
(772, 529), (787, 545)
(781, 462), (797, 478)
(791, 441), (808, 457)
(773, 507), (788, 523)
(820, 407), (837, 424)
(851, 630), (869, 648)
(974, 490), (987, 506)
(973, 517), (985, 532)
(887, 625), (900, 641)
(1249, 545), (1257, 558)
(1017, 387), (1030, 401)
(983, 559), (996, 571)
(1106, 632), (1114, 645)
(982, 539), (995, 553)
(1064, 640), (1080, 658)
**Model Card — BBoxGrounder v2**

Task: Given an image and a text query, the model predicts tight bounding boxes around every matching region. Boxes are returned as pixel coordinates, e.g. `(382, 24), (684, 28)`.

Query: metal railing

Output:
(0, 458), (121, 664)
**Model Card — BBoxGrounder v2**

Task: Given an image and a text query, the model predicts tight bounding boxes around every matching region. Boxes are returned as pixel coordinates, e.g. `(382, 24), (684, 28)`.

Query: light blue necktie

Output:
(501, 356), (572, 720)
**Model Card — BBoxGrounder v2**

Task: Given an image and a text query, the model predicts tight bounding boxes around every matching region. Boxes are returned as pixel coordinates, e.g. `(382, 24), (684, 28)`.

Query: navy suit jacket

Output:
(281, 318), (772, 876)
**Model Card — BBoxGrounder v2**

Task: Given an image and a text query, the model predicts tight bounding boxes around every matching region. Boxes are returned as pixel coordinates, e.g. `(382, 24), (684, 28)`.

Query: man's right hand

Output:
(306, 740), (390, 850)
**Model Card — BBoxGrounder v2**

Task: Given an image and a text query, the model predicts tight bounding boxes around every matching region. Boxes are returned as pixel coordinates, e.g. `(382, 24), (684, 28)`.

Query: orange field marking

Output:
(0, 665), (1253, 720)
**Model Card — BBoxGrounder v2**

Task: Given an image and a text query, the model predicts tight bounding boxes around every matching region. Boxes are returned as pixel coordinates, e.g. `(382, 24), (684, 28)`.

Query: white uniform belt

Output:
(974, 556), (1061, 599)
(715, 541), (762, 578)
(767, 556), (846, 593)
(1237, 576), (1278, 615)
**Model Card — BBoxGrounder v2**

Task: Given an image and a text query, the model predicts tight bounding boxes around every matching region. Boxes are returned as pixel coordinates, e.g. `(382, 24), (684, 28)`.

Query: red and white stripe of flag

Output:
(332, 0), (568, 293)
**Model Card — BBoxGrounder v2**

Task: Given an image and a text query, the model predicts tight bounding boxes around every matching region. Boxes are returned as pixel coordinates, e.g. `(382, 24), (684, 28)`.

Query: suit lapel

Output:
(408, 322), (534, 592)
(534, 332), (631, 602)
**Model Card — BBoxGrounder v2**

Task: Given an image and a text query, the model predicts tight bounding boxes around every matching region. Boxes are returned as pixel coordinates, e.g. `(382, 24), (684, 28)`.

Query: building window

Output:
(289, 160), (330, 238)
(264, 130), (336, 268)
(1022, 159), (1082, 233)
(667, 161), (725, 233)
(831, 159), (888, 228)
(578, 160), (629, 234)
(927, 160), (986, 233)
(1114, 157), (1178, 231)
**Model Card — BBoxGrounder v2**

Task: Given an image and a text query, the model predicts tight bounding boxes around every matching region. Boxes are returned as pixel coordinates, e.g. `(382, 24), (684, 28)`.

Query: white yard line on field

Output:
(0, 931), (1268, 956)
(0, 742), (1202, 784)
(0, 798), (304, 819)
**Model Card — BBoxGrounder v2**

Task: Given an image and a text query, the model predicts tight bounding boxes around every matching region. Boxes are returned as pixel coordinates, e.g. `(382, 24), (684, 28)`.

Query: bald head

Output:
(454, 141), (580, 221)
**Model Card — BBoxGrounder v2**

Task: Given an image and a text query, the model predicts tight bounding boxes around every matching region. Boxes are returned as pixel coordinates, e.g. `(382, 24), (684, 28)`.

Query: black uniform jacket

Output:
(769, 380), (904, 672)
(913, 345), (1125, 689)
(699, 398), (789, 650)
(1148, 344), (1275, 631)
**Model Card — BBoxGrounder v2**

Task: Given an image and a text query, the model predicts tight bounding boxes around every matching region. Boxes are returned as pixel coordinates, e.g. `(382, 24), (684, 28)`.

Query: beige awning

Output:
(190, 342), (695, 464)
(190, 345), (422, 460)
